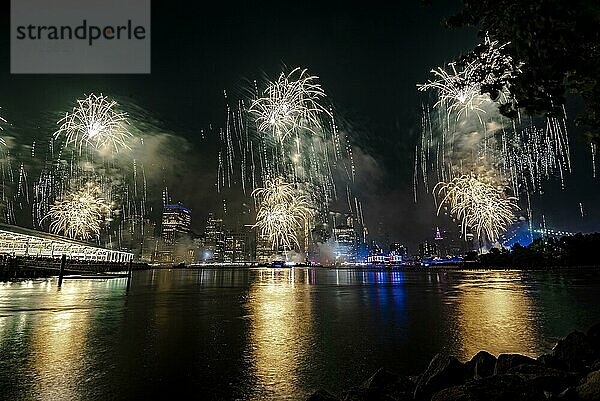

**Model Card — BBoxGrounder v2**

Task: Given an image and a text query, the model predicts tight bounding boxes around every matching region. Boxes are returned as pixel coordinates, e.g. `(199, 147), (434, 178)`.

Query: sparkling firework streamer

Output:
(592, 142), (597, 178)
(217, 68), (362, 260)
(252, 177), (314, 251)
(249, 67), (331, 143)
(219, 69), (354, 223)
(0, 108), (6, 147)
(0, 110), (14, 222)
(417, 36), (520, 123)
(415, 35), (571, 244)
(434, 174), (518, 241)
(44, 183), (113, 240)
(54, 93), (132, 155)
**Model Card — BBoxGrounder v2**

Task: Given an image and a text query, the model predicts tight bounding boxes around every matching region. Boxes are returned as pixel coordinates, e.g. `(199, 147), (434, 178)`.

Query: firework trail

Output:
(416, 35), (571, 243)
(29, 96), (154, 253)
(249, 67), (331, 143)
(435, 174), (518, 242)
(217, 67), (363, 259)
(54, 93), (132, 155)
(418, 36), (520, 123)
(44, 182), (113, 240)
(0, 95), (168, 260)
(252, 177), (313, 251)
(0, 109), (13, 222)
(592, 143), (597, 179)
(0, 108), (6, 147)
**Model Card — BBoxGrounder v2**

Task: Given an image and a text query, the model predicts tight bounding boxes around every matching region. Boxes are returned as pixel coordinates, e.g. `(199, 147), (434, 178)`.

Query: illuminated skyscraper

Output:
(158, 204), (192, 262)
(161, 204), (192, 243)
(203, 213), (225, 263)
(332, 214), (357, 264)
(224, 228), (249, 263)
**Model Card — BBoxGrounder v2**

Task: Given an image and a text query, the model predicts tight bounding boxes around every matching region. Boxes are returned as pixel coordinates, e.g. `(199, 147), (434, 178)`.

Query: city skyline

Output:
(1, 2), (599, 401)
(0, 1), (598, 255)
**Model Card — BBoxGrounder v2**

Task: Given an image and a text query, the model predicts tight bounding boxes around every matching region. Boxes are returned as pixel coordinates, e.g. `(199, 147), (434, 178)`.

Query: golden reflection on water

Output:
(245, 268), (314, 400)
(0, 278), (126, 401)
(30, 281), (94, 401)
(452, 271), (541, 360)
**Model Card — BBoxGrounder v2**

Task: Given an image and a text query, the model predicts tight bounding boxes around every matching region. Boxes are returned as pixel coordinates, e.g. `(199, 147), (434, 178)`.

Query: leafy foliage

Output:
(444, 0), (600, 143)
(479, 233), (600, 267)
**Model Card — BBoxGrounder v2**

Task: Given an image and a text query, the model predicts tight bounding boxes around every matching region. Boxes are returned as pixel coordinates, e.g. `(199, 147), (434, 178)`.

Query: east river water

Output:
(0, 267), (599, 400)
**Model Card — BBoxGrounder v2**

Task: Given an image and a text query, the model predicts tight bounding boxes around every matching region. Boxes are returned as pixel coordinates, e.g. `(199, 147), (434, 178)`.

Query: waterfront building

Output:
(0, 223), (133, 262)
(419, 240), (437, 260)
(333, 215), (357, 264)
(255, 233), (273, 263)
(389, 242), (406, 264)
(140, 220), (158, 263)
(158, 204), (192, 263)
(202, 213), (225, 263)
(224, 228), (249, 263)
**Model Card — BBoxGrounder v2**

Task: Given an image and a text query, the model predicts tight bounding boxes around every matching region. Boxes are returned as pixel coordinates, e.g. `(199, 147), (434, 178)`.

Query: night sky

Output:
(0, 1), (598, 251)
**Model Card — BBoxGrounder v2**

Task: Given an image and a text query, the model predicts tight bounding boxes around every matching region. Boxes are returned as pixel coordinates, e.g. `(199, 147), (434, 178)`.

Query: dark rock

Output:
(431, 385), (467, 401)
(356, 368), (415, 400)
(433, 375), (545, 401)
(414, 354), (466, 400)
(552, 331), (596, 372)
(494, 354), (538, 375)
(537, 353), (555, 366)
(307, 390), (340, 401)
(576, 370), (600, 401)
(361, 368), (399, 389)
(465, 351), (497, 379)
(556, 386), (578, 401)
(508, 363), (578, 393)
(588, 324), (600, 354)
(342, 387), (397, 401)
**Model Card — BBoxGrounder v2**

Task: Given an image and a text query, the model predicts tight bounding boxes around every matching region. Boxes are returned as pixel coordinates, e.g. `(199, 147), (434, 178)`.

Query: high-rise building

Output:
(140, 220), (158, 262)
(119, 215), (158, 262)
(203, 213), (225, 263)
(255, 233), (273, 263)
(433, 227), (463, 257)
(332, 215), (357, 264)
(224, 229), (249, 263)
(389, 242), (406, 264)
(390, 243), (407, 256)
(158, 204), (192, 263)
(161, 205), (192, 242)
(419, 240), (437, 260)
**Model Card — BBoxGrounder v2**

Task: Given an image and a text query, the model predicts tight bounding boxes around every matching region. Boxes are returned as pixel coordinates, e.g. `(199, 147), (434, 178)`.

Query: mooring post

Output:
(58, 254), (66, 287)
(126, 260), (133, 290)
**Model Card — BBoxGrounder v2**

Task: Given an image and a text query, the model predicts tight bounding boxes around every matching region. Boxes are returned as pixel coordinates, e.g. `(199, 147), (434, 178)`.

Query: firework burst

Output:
(45, 183), (113, 240)
(435, 174), (518, 242)
(418, 63), (488, 122)
(418, 35), (520, 123)
(252, 177), (313, 251)
(249, 67), (331, 143)
(54, 93), (132, 155)
(415, 35), (571, 245)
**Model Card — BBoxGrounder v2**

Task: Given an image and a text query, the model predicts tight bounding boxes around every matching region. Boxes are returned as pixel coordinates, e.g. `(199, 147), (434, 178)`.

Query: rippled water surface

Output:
(0, 267), (599, 400)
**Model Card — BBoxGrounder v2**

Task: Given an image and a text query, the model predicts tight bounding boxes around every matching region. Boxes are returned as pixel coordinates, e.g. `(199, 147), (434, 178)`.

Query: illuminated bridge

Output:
(0, 223), (133, 263)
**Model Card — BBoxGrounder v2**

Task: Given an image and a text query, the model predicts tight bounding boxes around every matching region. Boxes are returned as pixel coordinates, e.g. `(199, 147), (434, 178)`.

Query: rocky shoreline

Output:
(308, 323), (600, 401)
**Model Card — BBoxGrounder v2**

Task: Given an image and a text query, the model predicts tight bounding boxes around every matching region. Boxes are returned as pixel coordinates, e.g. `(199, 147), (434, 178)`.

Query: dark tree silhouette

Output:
(478, 233), (600, 267)
(443, 0), (600, 144)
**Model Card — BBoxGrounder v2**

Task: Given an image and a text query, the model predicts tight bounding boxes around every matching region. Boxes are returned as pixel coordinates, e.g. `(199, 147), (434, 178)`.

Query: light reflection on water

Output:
(450, 271), (541, 359)
(0, 268), (599, 400)
(245, 269), (314, 399)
